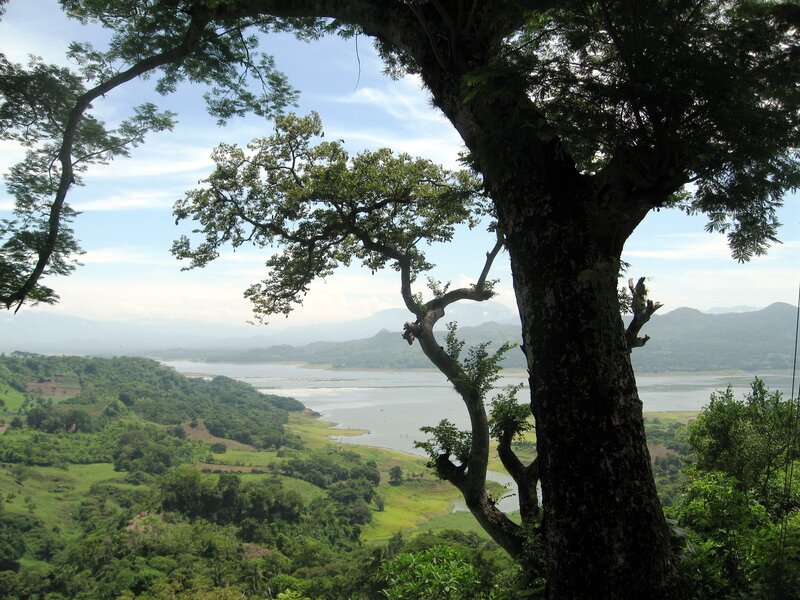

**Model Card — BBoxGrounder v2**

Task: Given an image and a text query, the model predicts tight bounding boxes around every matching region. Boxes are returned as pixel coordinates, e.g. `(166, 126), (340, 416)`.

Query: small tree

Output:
(388, 466), (403, 486)
(0, 1), (297, 311)
(671, 380), (800, 598)
(687, 378), (799, 518)
(173, 112), (541, 560)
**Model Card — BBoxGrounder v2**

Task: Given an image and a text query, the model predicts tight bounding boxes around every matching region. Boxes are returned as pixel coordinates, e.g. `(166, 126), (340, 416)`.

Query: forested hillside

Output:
(0, 354), (521, 599)
(1, 355), (798, 598)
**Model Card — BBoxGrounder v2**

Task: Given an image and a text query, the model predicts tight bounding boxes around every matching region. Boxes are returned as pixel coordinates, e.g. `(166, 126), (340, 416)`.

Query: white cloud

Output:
(80, 248), (175, 266)
(34, 260), (403, 326)
(0, 139), (25, 175)
(82, 145), (214, 180)
(624, 234), (732, 261)
(328, 75), (465, 168)
(297, 273), (401, 323)
(329, 126), (464, 170)
(71, 189), (180, 212)
(340, 77), (446, 126)
(37, 278), (253, 324)
(0, 9), (82, 66)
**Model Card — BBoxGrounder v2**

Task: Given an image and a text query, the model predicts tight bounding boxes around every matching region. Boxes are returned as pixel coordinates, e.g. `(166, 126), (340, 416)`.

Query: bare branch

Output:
(476, 228), (504, 289)
(625, 277), (663, 350)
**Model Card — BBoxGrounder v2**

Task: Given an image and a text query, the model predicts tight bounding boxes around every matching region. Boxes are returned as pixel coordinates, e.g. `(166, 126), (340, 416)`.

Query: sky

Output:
(1, 0), (798, 330)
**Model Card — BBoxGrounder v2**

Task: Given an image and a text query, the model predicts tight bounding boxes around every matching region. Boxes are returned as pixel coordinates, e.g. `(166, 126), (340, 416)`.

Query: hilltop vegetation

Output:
(1, 353), (797, 599)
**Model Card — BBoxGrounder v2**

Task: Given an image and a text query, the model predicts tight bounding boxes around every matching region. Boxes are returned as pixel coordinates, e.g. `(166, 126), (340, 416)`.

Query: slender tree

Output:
(174, 111), (544, 563)
(1, 0), (299, 309)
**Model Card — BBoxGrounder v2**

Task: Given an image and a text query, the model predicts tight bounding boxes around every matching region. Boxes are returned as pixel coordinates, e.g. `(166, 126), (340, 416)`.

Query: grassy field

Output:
(0, 462), (140, 538)
(287, 412), (465, 541)
(1, 377), (82, 412)
(25, 377), (81, 401)
(418, 510), (499, 539)
(365, 478), (459, 542)
(0, 382), (27, 412)
(181, 411), (464, 540)
(0, 396), (698, 552)
(644, 410), (698, 424)
(183, 422), (257, 451)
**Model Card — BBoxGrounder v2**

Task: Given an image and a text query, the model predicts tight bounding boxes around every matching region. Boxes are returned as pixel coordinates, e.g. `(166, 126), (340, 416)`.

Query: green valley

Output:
(1, 353), (797, 599)
(0, 353), (518, 599)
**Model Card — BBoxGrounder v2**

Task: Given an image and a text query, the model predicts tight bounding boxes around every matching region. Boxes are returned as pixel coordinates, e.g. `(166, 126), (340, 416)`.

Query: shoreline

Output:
(166, 358), (794, 378)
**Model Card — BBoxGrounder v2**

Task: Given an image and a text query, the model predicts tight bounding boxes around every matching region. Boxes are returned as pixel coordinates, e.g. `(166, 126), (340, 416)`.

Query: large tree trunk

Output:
(411, 45), (685, 595)
(500, 193), (682, 598)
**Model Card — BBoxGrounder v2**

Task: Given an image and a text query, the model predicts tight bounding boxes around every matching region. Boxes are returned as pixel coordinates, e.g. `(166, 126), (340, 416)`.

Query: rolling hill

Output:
(154, 303), (799, 373)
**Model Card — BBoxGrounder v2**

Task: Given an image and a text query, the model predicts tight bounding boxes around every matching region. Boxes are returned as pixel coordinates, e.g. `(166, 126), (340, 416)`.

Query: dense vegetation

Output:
(0, 353), (522, 599)
(1, 353), (798, 598)
(647, 381), (800, 599)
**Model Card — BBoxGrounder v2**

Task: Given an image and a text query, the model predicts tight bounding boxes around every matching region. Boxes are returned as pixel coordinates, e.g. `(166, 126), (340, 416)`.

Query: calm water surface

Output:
(165, 361), (795, 511)
(165, 361), (795, 454)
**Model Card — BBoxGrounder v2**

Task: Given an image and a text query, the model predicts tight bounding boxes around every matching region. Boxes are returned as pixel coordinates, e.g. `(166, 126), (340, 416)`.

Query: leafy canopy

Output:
(686, 378), (799, 517)
(0, 55), (174, 306)
(1, 0), (307, 310)
(378, 0), (800, 260)
(173, 112), (484, 319)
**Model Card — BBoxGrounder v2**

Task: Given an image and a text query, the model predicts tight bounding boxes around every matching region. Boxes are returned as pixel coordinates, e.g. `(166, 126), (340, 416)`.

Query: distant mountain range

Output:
(2, 302), (797, 372)
(0, 301), (518, 355)
(629, 302), (797, 372)
(151, 303), (799, 373)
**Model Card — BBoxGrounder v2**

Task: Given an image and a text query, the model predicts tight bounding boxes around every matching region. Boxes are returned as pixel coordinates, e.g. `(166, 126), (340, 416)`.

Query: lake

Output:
(164, 360), (795, 455)
(164, 361), (794, 512)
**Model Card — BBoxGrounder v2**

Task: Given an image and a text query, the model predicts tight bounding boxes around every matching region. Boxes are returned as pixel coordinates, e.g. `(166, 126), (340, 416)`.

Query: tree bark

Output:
(505, 202), (681, 598)
(402, 28), (685, 597)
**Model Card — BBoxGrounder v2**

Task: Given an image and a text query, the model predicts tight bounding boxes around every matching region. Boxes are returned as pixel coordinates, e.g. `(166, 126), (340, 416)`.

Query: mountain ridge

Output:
(151, 302), (798, 373)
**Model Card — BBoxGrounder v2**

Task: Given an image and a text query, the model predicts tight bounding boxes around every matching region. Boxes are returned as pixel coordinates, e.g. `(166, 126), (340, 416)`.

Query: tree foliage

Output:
(686, 378), (799, 517)
(173, 111), (482, 319)
(0, 0), (303, 310)
(670, 379), (800, 598)
(380, 545), (483, 600)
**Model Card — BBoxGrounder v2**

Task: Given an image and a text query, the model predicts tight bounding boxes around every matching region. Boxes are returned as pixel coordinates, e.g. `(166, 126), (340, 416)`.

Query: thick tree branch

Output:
(497, 432), (540, 520)
(476, 229), (504, 289)
(419, 230), (504, 315)
(397, 237), (524, 558)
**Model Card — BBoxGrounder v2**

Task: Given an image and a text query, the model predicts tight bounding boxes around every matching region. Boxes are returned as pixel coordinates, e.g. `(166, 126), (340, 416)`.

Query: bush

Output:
(380, 545), (484, 600)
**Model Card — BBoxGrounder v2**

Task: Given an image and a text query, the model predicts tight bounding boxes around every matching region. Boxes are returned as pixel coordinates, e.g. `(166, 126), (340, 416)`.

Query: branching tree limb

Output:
(173, 111), (538, 561)
(1, 3), (299, 311)
(1, 10), (210, 312)
(625, 277), (663, 350)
